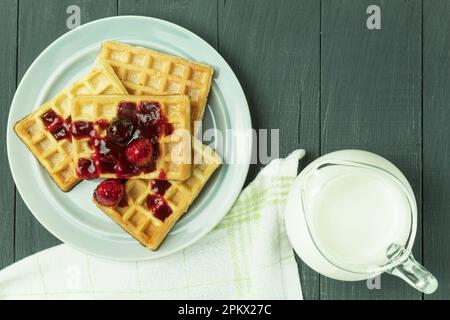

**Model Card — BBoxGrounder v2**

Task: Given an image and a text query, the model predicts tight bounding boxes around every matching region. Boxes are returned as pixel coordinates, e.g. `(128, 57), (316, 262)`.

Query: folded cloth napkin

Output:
(0, 150), (305, 300)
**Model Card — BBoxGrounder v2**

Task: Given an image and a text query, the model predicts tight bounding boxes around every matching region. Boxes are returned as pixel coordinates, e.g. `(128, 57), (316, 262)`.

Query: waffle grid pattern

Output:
(14, 63), (128, 191)
(71, 95), (192, 180)
(99, 41), (213, 122)
(94, 141), (221, 250)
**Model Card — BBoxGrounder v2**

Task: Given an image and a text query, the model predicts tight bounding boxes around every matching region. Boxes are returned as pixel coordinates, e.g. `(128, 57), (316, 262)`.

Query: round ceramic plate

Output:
(7, 16), (251, 260)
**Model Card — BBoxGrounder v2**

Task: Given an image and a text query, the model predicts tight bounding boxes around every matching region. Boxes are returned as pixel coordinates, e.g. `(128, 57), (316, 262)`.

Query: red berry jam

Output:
(158, 169), (167, 180)
(125, 139), (154, 166)
(71, 120), (94, 138)
(146, 194), (172, 221)
(40, 109), (71, 141)
(76, 158), (98, 179)
(93, 179), (124, 207)
(107, 118), (134, 145)
(117, 102), (138, 124)
(72, 101), (173, 179)
(165, 123), (175, 136)
(136, 101), (171, 143)
(150, 180), (172, 196)
(41, 109), (63, 130)
(95, 119), (110, 130)
(52, 123), (71, 140)
(118, 193), (128, 207)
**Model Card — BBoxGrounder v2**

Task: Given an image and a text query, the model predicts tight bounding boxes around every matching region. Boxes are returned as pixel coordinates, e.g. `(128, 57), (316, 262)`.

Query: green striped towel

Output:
(0, 150), (305, 299)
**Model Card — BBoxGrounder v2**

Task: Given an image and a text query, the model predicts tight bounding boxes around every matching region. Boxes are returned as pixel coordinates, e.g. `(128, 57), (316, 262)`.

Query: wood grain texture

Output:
(15, 0), (117, 260)
(423, 0), (450, 300)
(320, 0), (422, 299)
(218, 0), (321, 299)
(0, 0), (17, 269)
(118, 0), (218, 48)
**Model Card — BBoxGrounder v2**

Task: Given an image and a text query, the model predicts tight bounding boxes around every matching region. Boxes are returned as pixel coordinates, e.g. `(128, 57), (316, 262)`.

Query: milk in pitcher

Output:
(306, 165), (412, 270)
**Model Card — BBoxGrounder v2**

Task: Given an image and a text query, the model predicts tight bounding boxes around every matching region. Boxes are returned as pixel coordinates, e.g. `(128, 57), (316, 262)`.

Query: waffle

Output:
(99, 41), (214, 123)
(93, 140), (222, 250)
(71, 95), (192, 180)
(14, 62), (128, 192)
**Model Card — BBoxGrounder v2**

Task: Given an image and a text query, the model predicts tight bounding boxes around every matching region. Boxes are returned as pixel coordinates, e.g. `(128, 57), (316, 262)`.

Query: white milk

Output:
(307, 165), (412, 269)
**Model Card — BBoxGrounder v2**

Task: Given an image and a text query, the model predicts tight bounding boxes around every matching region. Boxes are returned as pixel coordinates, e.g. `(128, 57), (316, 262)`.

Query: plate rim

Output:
(6, 15), (252, 260)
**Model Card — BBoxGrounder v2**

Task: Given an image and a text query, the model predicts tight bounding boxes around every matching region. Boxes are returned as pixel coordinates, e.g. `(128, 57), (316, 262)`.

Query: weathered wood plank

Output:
(320, 0), (422, 299)
(15, 0), (117, 260)
(423, 0), (450, 300)
(218, 0), (321, 299)
(0, 0), (17, 269)
(118, 0), (218, 48)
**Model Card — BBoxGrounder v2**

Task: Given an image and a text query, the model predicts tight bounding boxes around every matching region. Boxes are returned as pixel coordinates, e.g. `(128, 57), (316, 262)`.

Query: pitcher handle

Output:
(386, 244), (438, 294)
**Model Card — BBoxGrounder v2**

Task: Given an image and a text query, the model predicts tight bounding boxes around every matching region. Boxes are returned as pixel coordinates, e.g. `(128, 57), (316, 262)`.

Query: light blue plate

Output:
(7, 16), (251, 260)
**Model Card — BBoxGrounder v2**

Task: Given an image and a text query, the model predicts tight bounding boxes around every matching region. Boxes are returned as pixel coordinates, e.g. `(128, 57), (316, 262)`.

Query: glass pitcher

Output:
(285, 150), (438, 294)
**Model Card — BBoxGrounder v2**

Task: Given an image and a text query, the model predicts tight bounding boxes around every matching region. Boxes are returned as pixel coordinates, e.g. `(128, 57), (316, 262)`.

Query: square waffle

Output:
(14, 62), (128, 192)
(99, 41), (214, 123)
(71, 95), (192, 180)
(93, 140), (222, 250)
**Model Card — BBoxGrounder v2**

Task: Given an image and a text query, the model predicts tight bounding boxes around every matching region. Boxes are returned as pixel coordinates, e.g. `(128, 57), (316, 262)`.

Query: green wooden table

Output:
(1, 0), (449, 300)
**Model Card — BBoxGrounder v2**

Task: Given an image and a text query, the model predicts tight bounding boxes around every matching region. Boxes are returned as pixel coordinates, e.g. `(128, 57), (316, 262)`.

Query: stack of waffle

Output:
(15, 41), (221, 250)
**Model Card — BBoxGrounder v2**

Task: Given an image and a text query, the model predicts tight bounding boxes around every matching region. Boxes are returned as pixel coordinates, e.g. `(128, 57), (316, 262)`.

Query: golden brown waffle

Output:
(71, 95), (192, 180)
(14, 62), (128, 192)
(93, 141), (221, 250)
(99, 41), (213, 123)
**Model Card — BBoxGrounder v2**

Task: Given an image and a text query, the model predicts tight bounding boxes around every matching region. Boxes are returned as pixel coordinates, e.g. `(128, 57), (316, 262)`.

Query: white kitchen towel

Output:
(0, 150), (305, 300)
